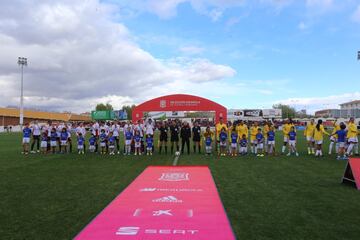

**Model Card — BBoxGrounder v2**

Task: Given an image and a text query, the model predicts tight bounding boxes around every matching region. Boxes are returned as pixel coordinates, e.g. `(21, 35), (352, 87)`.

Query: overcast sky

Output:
(0, 0), (360, 113)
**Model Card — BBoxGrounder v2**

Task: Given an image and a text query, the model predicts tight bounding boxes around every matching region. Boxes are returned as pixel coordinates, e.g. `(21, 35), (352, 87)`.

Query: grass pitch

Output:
(0, 131), (360, 240)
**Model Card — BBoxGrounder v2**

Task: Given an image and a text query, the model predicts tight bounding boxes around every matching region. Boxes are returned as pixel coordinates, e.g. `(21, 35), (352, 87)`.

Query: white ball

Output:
(175, 151), (180, 156)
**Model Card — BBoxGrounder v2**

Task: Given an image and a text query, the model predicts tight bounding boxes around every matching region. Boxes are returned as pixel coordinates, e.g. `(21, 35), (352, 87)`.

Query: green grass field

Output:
(1, 131), (360, 240)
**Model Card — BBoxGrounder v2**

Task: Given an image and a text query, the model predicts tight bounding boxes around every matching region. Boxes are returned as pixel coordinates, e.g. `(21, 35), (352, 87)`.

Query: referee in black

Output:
(180, 122), (191, 154)
(192, 121), (201, 153)
(158, 121), (168, 154)
(170, 120), (180, 154)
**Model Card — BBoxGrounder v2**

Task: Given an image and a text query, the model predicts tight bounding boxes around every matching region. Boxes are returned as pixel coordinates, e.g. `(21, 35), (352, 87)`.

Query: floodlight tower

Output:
(358, 51), (360, 61)
(17, 57), (27, 128)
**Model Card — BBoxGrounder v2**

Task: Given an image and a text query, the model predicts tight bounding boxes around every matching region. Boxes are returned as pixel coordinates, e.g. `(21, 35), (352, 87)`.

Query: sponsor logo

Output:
(160, 100), (167, 108)
(132, 208), (194, 218)
(140, 187), (203, 192)
(133, 208), (142, 217)
(116, 227), (199, 236)
(140, 188), (157, 192)
(158, 172), (190, 181)
(153, 209), (172, 216)
(152, 195), (183, 203)
(116, 227), (140, 235)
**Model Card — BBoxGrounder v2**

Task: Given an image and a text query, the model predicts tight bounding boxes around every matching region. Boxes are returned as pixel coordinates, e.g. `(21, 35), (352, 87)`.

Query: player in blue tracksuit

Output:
(288, 127), (299, 156)
(108, 132), (116, 155)
(267, 127), (276, 155)
(146, 134), (153, 156)
(239, 134), (248, 155)
(88, 134), (97, 153)
(124, 127), (133, 155)
(22, 123), (32, 154)
(134, 131), (142, 155)
(256, 129), (264, 157)
(50, 128), (58, 153)
(60, 128), (69, 153)
(40, 132), (48, 154)
(99, 129), (107, 155)
(332, 123), (348, 160)
(230, 129), (238, 156)
(77, 133), (85, 154)
(219, 128), (228, 156)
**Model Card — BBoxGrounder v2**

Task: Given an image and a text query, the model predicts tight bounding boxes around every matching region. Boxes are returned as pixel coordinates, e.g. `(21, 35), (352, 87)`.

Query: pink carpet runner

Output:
(75, 166), (235, 239)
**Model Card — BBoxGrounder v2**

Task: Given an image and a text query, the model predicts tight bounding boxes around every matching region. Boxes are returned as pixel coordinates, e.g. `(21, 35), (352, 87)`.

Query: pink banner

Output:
(75, 166), (235, 240)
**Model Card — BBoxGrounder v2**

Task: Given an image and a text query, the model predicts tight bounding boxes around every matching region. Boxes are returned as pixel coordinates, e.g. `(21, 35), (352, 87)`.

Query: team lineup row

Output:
(20, 117), (359, 159)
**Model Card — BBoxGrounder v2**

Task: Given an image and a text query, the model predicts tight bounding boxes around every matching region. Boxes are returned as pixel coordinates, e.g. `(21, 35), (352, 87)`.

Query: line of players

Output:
(213, 117), (359, 159)
(21, 117), (359, 159)
(213, 118), (296, 157)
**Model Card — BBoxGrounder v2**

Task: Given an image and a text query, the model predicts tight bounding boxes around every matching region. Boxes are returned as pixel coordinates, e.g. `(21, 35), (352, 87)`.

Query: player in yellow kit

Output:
(236, 120), (248, 154)
(236, 121), (248, 138)
(346, 117), (359, 156)
(304, 119), (316, 155)
(282, 119), (294, 154)
(250, 122), (259, 154)
(329, 120), (340, 155)
(263, 121), (270, 154)
(314, 119), (330, 157)
(215, 117), (228, 153)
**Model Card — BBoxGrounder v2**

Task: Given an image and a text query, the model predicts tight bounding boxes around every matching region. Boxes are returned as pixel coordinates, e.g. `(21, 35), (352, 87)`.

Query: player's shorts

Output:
(268, 140), (275, 145)
(330, 136), (337, 142)
(257, 143), (263, 149)
(231, 143), (237, 149)
(289, 140), (296, 147)
(283, 137), (289, 143)
(240, 147), (247, 153)
(22, 137), (30, 144)
(41, 141), (47, 148)
(348, 137), (359, 143)
(159, 135), (168, 142)
(306, 136), (314, 142)
(171, 135), (179, 142)
(315, 140), (323, 145)
(108, 144), (115, 149)
(219, 141), (227, 147)
(135, 142), (141, 148)
(78, 145), (84, 150)
(193, 136), (201, 142)
(61, 140), (67, 146)
(251, 140), (257, 144)
(205, 146), (212, 152)
(338, 142), (345, 148)
(125, 140), (131, 146)
(50, 141), (57, 147)
(147, 147), (152, 151)
(100, 142), (106, 147)
(89, 145), (95, 151)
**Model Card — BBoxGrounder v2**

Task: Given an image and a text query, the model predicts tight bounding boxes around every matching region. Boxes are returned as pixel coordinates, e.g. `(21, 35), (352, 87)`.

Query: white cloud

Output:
(145, 0), (187, 19)
(352, 5), (360, 23)
(306, 0), (333, 9)
(0, 0), (236, 113)
(179, 45), (204, 55)
(225, 17), (241, 28)
(259, 0), (293, 10)
(298, 21), (308, 30)
(275, 92), (360, 114)
(117, 0), (245, 21)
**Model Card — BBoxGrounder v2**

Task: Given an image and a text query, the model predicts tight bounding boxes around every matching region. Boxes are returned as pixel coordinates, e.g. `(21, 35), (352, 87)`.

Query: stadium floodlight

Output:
(17, 57), (27, 128)
(358, 51), (360, 60)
